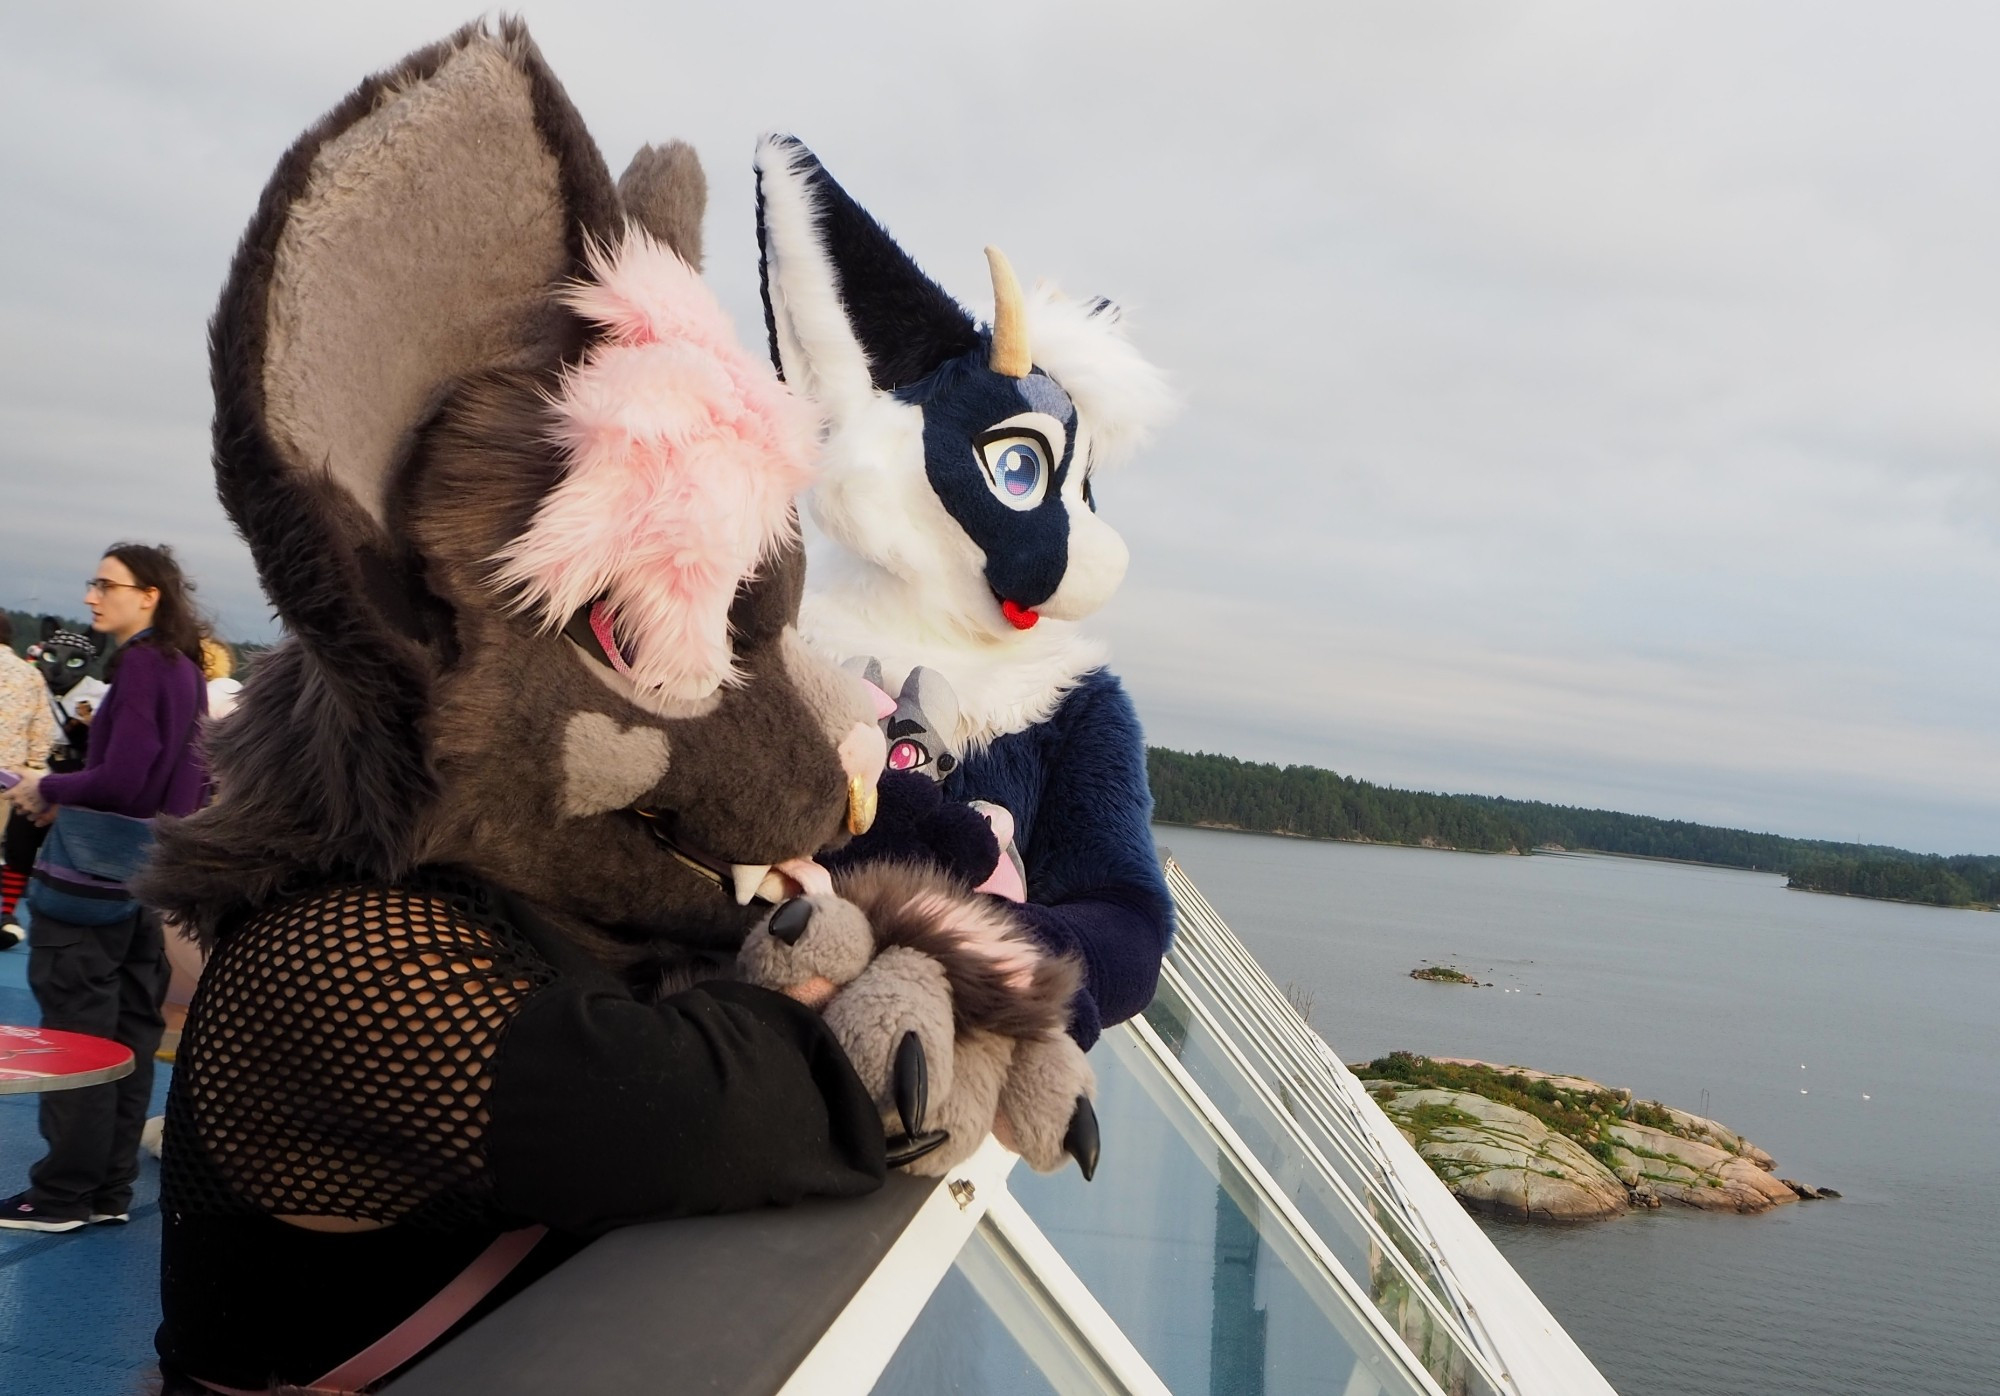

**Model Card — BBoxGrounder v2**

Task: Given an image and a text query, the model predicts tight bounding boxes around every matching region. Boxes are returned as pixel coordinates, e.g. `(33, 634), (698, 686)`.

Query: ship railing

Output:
(389, 856), (1615, 1395)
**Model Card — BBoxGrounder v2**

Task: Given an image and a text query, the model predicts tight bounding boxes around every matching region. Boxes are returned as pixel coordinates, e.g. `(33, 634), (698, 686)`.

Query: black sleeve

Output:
(484, 978), (886, 1236)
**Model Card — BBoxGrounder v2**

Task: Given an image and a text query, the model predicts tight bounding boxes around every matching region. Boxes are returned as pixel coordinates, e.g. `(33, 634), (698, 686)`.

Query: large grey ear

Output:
(212, 17), (618, 653)
(618, 140), (706, 270)
(194, 18), (619, 889)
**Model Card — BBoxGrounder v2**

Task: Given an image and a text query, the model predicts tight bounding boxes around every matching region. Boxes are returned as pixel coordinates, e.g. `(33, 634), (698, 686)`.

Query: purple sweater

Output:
(40, 642), (208, 819)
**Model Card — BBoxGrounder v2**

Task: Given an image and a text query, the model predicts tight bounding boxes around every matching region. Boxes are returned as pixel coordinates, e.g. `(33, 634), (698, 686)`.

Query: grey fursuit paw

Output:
(735, 863), (1098, 1178)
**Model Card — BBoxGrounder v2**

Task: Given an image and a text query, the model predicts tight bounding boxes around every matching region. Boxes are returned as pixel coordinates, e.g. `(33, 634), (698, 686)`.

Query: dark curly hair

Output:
(103, 541), (206, 671)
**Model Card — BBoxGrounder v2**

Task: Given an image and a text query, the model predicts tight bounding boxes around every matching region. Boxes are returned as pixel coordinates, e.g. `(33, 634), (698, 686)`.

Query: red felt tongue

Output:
(1000, 599), (1040, 630)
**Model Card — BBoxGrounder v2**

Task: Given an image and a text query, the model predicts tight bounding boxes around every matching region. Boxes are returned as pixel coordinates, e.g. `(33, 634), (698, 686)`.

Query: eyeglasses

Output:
(84, 578), (153, 596)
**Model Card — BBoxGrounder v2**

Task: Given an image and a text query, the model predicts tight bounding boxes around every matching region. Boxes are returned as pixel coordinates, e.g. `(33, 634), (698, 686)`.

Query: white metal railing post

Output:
(774, 1138), (1017, 1396)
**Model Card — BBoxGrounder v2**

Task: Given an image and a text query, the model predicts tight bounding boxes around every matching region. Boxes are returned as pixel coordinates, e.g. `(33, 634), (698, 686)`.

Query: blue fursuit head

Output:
(755, 135), (1179, 1047)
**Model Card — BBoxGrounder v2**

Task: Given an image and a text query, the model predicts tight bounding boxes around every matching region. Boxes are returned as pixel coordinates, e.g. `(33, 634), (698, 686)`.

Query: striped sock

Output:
(0, 868), (26, 921)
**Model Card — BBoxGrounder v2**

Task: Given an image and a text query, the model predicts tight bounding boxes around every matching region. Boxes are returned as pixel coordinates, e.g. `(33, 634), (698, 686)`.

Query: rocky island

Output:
(1357, 1053), (1837, 1222)
(1408, 964), (1484, 985)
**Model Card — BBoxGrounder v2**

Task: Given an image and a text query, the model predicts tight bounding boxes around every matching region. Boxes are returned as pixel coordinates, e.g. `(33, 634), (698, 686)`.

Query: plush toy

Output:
(850, 659), (960, 780)
(142, 23), (1088, 1393)
(841, 657), (1028, 901)
(755, 136), (1178, 1051)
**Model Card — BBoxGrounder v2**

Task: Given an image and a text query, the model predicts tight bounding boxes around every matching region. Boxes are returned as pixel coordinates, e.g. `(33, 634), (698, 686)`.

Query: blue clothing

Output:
(947, 668), (1172, 1048)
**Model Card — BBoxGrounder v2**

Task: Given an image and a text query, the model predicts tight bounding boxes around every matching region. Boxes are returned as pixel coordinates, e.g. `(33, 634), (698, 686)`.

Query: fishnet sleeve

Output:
(167, 883), (559, 1229)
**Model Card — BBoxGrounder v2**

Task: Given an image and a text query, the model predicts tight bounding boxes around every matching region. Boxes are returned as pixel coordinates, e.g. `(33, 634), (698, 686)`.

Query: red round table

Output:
(0, 1024), (135, 1094)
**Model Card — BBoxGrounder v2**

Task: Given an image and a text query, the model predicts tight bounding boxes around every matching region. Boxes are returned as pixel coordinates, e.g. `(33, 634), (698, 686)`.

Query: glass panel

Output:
(1165, 870), (1394, 1142)
(1010, 1029), (1435, 1396)
(1155, 937), (1497, 1396)
(1153, 967), (1454, 1291)
(1165, 920), (1462, 1286)
(872, 1222), (1123, 1396)
(1142, 978), (1492, 1396)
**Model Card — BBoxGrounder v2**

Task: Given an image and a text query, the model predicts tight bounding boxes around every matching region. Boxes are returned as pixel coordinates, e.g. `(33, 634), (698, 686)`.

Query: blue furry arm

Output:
(1010, 671), (1172, 1049)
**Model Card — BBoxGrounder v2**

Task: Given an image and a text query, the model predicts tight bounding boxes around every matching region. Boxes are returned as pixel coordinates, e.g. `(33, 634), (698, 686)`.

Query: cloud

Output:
(1, 1), (1995, 850)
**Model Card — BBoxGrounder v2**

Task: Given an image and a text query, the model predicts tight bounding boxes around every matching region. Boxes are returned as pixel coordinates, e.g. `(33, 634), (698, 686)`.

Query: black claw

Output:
(885, 1129), (950, 1168)
(1064, 1096), (1100, 1181)
(893, 1031), (928, 1138)
(768, 897), (814, 946)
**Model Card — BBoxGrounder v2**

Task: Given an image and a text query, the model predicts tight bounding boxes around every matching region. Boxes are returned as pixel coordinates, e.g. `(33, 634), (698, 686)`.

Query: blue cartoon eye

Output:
(999, 445), (1039, 496)
(976, 434), (1051, 511)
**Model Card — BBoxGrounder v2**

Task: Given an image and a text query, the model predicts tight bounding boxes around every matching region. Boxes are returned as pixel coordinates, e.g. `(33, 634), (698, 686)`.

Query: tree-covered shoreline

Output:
(1147, 747), (1999, 910)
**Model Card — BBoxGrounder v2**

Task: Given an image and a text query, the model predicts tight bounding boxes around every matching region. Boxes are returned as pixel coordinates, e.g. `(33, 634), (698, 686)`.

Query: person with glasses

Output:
(0, 543), (209, 1232)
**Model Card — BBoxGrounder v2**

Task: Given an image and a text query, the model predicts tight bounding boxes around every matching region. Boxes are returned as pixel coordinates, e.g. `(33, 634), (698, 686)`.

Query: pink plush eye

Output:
(888, 739), (926, 772)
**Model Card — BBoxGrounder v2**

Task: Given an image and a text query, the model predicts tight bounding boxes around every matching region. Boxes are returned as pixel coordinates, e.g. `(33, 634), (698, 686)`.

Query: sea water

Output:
(1161, 824), (1999, 1396)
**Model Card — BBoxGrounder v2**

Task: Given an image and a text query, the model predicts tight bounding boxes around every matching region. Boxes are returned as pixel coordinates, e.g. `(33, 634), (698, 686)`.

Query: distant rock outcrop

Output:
(1357, 1054), (1831, 1222)
(1408, 965), (1482, 986)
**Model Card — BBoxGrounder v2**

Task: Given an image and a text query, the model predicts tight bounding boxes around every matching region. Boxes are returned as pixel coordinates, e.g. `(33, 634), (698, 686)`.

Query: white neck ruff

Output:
(802, 561), (1106, 754)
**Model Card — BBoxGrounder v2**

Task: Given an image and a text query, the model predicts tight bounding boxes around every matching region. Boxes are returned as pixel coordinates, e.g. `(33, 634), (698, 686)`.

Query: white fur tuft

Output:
(907, 890), (1042, 992)
(800, 583), (1108, 754)
(1020, 285), (1177, 471)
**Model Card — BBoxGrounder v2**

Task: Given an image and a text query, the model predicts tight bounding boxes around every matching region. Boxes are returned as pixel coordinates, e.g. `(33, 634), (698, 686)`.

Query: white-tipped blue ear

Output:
(755, 134), (981, 403)
(755, 134), (875, 411)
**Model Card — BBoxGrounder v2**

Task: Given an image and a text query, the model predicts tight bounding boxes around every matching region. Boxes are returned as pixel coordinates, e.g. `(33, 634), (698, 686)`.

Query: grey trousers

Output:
(25, 906), (169, 1215)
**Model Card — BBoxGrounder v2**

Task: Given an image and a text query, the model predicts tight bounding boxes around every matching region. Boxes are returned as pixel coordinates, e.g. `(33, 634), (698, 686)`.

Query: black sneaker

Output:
(88, 1211), (131, 1225)
(0, 921), (21, 952)
(0, 1192), (88, 1232)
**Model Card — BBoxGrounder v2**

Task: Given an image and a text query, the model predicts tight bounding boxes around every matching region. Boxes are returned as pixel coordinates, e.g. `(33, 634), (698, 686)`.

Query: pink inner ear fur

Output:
(492, 229), (821, 699)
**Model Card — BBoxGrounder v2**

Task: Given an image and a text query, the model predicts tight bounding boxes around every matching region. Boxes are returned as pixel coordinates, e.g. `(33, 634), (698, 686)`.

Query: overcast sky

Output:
(3, 3), (1996, 853)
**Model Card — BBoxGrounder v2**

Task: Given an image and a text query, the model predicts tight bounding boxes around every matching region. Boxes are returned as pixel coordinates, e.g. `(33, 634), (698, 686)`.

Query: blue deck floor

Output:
(0, 935), (169, 1396)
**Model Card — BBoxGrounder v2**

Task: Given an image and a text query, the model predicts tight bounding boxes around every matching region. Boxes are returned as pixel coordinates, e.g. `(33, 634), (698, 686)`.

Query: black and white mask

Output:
(36, 626), (99, 698)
